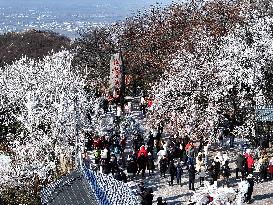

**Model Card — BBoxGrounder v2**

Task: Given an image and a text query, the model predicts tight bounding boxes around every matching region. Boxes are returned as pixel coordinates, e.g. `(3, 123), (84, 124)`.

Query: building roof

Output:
(255, 105), (273, 122)
(41, 169), (98, 205)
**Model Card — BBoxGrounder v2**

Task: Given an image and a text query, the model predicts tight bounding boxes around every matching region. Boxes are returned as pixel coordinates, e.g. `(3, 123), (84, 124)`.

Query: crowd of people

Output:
(80, 93), (273, 205)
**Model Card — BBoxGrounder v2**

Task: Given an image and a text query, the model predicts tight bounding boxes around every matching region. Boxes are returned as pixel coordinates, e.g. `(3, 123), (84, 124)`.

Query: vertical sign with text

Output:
(110, 53), (122, 97)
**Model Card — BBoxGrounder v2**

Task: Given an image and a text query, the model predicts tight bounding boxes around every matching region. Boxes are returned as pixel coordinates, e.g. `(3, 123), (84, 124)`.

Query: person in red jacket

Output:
(147, 99), (153, 107)
(138, 145), (148, 158)
(247, 154), (254, 174)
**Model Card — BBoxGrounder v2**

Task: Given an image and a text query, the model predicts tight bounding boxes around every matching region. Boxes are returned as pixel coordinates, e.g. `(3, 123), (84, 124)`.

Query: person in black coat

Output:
(102, 98), (109, 114)
(147, 153), (155, 176)
(214, 159), (221, 181)
(246, 174), (255, 203)
(209, 162), (218, 183)
(222, 161), (231, 186)
(236, 153), (246, 179)
(119, 170), (127, 183)
(169, 160), (176, 186)
(160, 156), (168, 178)
(137, 153), (147, 177)
(141, 187), (153, 205)
(138, 183), (153, 205)
(188, 164), (196, 191)
(157, 197), (167, 205)
(127, 158), (138, 180)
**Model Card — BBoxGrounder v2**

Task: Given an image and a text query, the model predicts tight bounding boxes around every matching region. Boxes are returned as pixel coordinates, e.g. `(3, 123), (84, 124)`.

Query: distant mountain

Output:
(0, 29), (71, 67)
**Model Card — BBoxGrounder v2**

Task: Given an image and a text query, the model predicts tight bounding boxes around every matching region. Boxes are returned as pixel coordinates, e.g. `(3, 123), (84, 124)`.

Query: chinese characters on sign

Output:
(110, 53), (122, 96)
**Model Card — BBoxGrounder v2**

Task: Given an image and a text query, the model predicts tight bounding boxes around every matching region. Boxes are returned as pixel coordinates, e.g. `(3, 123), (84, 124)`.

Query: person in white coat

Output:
(196, 152), (204, 172)
(222, 152), (230, 166)
(116, 105), (122, 118)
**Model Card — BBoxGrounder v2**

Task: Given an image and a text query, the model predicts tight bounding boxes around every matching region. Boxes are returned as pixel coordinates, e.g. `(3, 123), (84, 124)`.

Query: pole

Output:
(74, 94), (81, 169)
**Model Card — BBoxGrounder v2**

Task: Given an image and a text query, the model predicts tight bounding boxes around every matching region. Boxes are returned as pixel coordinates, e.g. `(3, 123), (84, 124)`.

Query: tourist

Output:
(176, 162), (183, 185)
(157, 197), (167, 205)
(137, 151), (147, 177)
(127, 156), (138, 180)
(246, 174), (255, 204)
(235, 153), (245, 179)
(222, 161), (231, 186)
(229, 132), (235, 147)
(196, 152), (204, 173)
(188, 164), (196, 191)
(199, 164), (206, 186)
(247, 153), (254, 175)
(168, 160), (176, 186)
(186, 141), (195, 166)
(259, 151), (269, 182)
(147, 152), (155, 176)
(159, 156), (168, 178)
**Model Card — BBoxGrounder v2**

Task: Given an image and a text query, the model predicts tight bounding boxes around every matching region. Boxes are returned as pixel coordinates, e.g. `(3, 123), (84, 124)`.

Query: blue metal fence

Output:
(83, 167), (139, 205)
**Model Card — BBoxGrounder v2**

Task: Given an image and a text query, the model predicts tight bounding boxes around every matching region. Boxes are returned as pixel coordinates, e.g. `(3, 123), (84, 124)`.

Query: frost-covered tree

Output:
(0, 50), (93, 199)
(149, 1), (273, 141)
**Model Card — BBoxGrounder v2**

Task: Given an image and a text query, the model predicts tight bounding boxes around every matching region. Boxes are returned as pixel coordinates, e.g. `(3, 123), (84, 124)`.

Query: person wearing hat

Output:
(246, 174), (254, 203)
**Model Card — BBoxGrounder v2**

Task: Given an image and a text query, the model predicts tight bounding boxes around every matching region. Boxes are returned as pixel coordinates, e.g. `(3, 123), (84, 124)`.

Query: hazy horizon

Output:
(0, 0), (182, 38)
